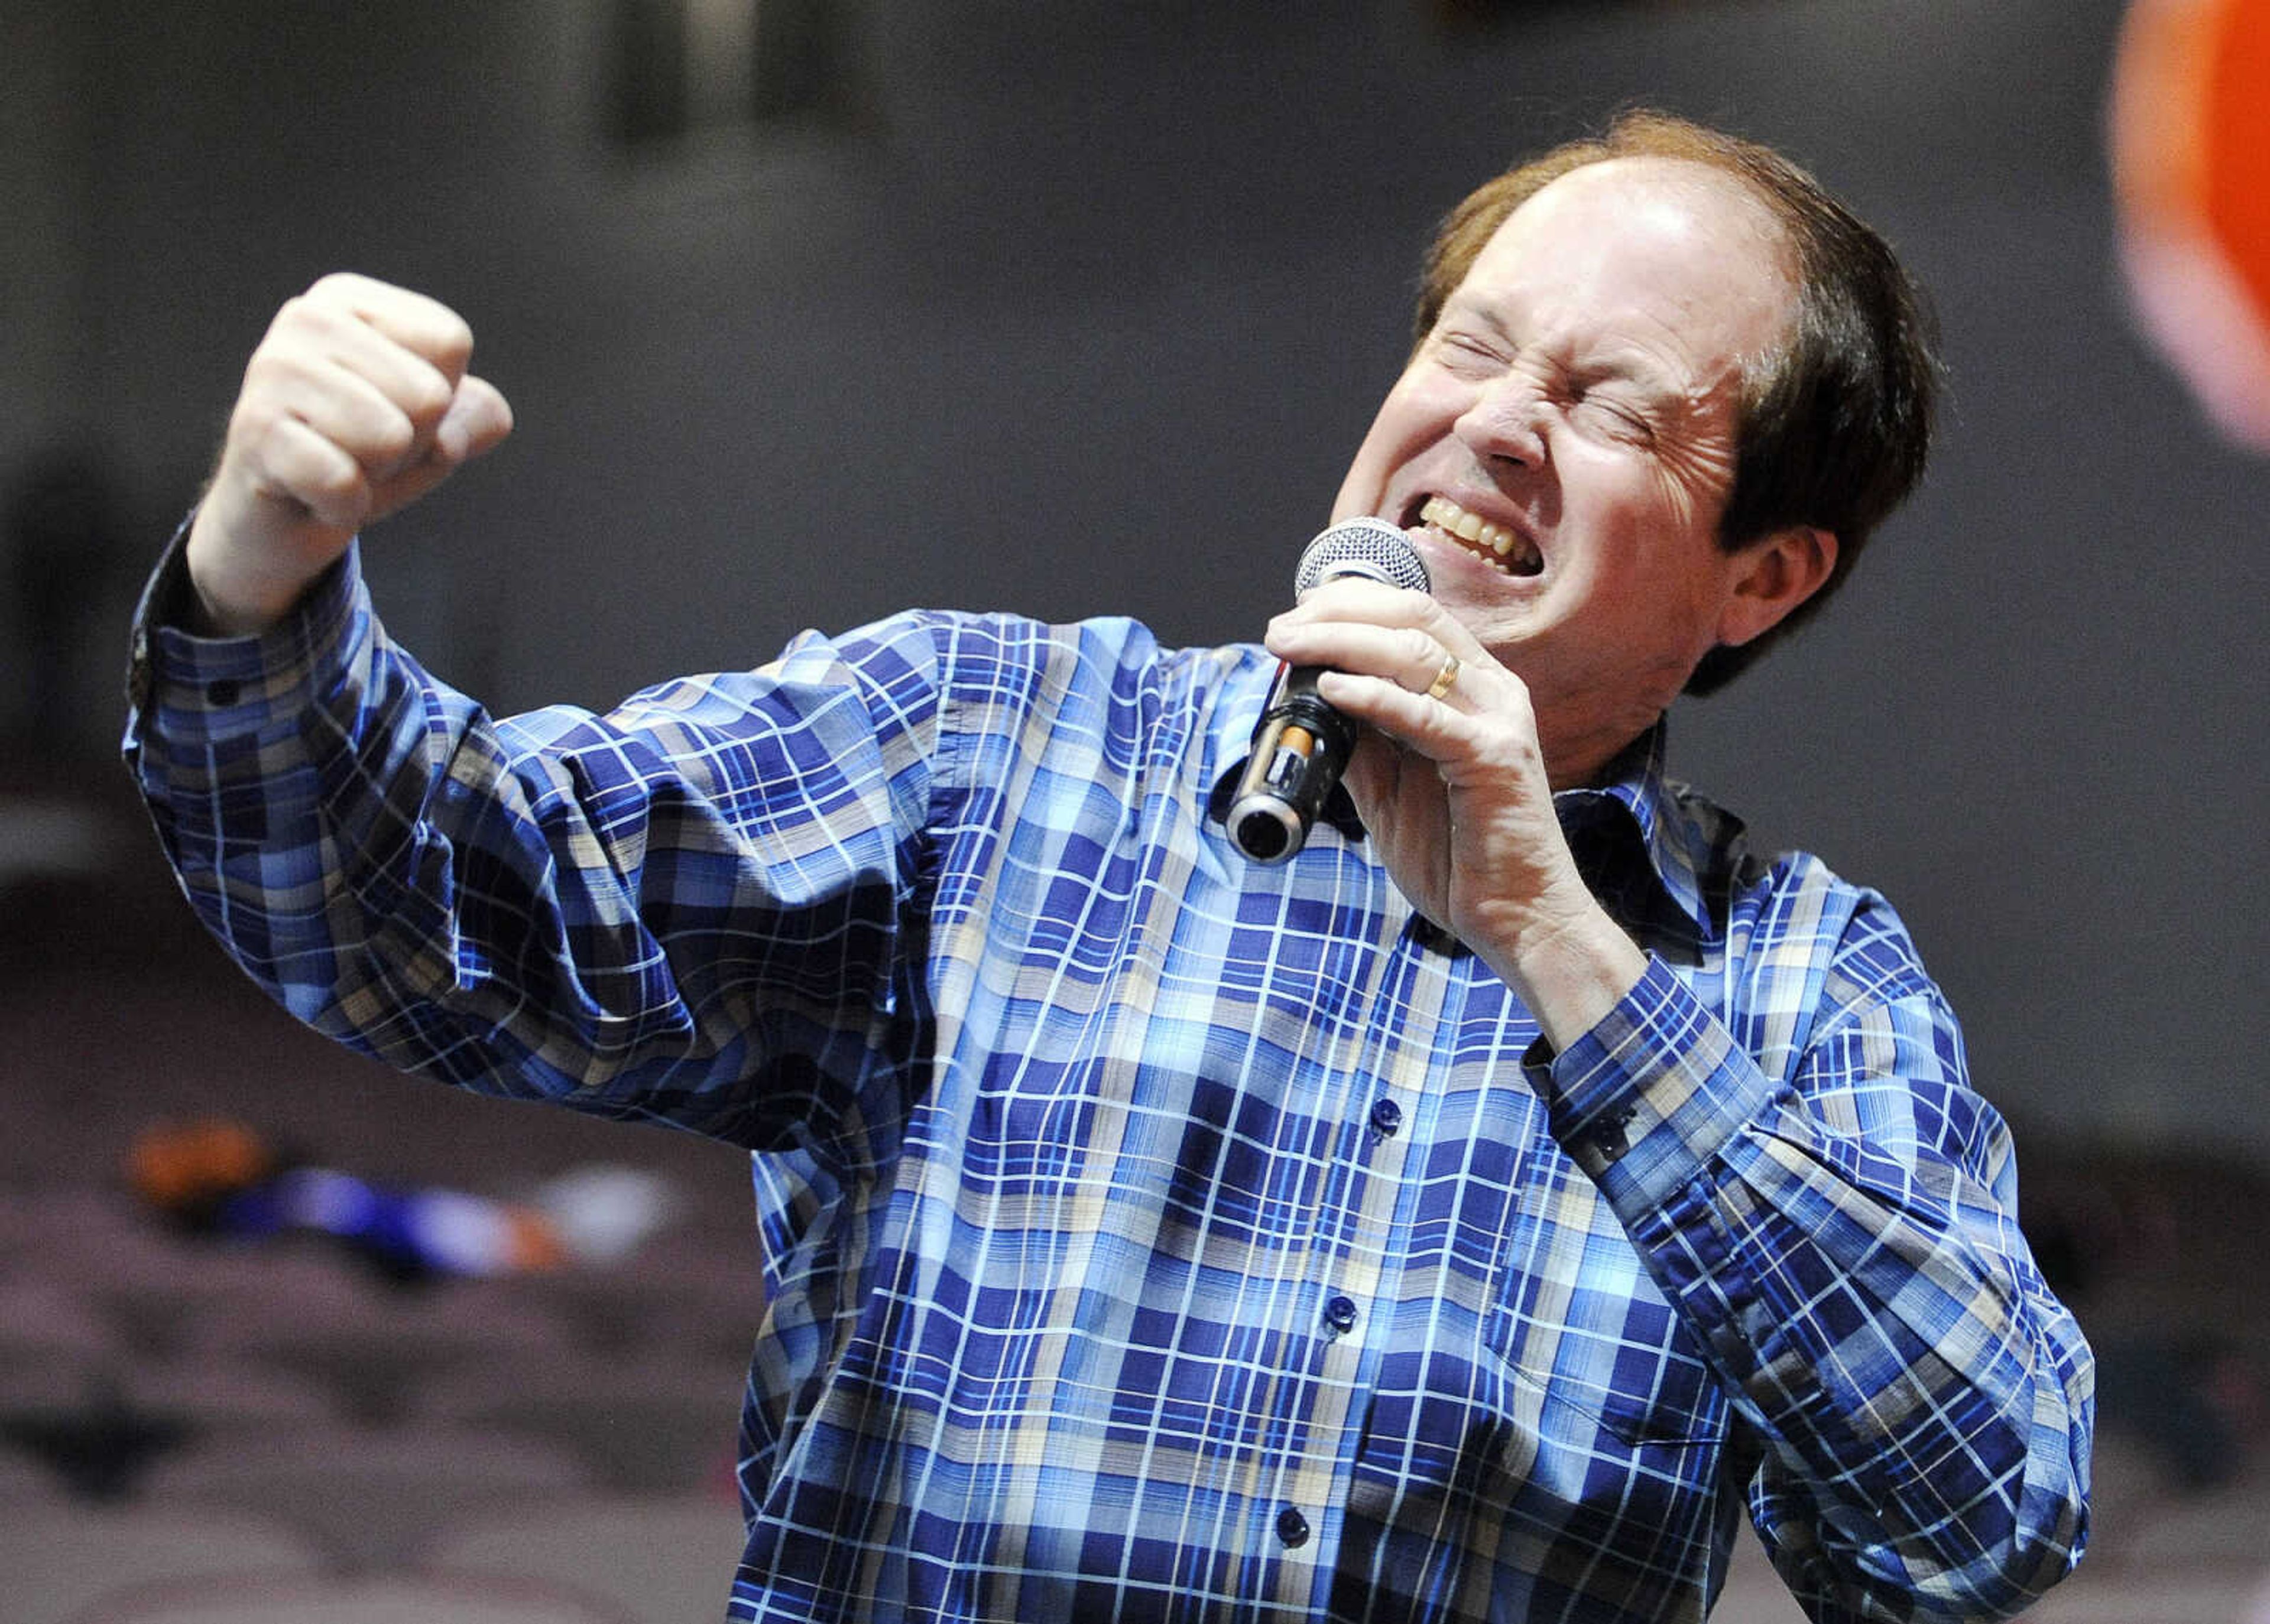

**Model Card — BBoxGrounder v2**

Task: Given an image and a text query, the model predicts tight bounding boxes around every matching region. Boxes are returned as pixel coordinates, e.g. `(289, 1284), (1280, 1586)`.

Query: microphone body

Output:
(1226, 518), (1429, 865)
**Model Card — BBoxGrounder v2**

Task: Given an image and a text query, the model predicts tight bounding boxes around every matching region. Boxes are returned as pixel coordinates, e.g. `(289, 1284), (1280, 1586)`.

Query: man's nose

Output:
(1454, 374), (1548, 468)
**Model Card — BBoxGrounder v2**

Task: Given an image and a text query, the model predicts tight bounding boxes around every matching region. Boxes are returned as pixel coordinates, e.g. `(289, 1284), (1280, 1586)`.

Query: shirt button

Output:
(1367, 1097), (1402, 1138)
(1275, 1506), (1310, 1548)
(1588, 1105), (1637, 1162)
(1322, 1294), (1358, 1336)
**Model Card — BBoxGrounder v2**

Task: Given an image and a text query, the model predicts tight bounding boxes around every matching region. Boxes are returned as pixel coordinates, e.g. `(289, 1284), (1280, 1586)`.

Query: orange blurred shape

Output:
(501, 1206), (570, 1272)
(2113, 0), (2270, 449)
(126, 1116), (277, 1211)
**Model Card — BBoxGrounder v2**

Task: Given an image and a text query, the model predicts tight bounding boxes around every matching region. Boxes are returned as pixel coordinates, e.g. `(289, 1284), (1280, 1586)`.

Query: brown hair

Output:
(1416, 111), (1941, 693)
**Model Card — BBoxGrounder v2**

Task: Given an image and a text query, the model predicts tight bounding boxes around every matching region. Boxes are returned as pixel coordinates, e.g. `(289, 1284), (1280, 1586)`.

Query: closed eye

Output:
(1582, 397), (1656, 443)
(1432, 329), (1509, 378)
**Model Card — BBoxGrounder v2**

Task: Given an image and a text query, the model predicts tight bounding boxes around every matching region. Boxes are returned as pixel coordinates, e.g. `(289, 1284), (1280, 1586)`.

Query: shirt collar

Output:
(1548, 723), (1721, 962)
(1207, 719), (1723, 960)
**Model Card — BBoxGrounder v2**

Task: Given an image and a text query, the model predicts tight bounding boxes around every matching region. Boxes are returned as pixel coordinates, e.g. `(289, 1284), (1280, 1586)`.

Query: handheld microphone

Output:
(1225, 517), (1430, 865)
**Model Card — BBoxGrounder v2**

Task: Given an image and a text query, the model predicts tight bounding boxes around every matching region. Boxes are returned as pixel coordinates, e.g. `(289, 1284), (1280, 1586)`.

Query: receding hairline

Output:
(1417, 125), (1813, 345)
(1498, 155), (1795, 297)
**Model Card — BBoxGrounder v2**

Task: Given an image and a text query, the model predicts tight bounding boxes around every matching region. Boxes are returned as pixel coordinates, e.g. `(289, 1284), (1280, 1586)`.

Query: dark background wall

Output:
(4, 0), (2264, 1166)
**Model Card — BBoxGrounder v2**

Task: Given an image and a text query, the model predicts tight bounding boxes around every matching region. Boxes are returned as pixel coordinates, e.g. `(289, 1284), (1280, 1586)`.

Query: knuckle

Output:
(240, 340), (305, 392)
(228, 388), (280, 437)
(368, 409), (420, 463)
(268, 294), (349, 358)
(229, 404), (303, 470)
(295, 276), (362, 322)
(401, 370), (455, 424)
(300, 456), (362, 504)
(299, 457), (372, 522)
(429, 315), (475, 369)
(265, 295), (317, 345)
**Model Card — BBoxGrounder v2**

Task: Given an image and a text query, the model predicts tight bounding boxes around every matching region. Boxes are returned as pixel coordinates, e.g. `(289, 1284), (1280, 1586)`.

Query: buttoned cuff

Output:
(1522, 955), (1788, 1211)
(124, 514), (365, 743)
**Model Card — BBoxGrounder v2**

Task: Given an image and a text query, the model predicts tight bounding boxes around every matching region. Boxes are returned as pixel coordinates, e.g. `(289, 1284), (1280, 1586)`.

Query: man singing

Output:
(126, 111), (2091, 1621)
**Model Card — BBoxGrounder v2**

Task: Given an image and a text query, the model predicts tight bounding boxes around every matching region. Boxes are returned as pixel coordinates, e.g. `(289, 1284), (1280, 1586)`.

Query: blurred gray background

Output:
(2, 0), (2263, 1176)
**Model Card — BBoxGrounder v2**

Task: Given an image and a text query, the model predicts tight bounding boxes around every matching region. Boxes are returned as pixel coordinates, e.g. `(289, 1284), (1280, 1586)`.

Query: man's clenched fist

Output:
(185, 273), (513, 635)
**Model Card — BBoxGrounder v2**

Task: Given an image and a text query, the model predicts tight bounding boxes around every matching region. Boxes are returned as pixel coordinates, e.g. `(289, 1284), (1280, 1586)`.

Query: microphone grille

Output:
(1293, 517), (1430, 596)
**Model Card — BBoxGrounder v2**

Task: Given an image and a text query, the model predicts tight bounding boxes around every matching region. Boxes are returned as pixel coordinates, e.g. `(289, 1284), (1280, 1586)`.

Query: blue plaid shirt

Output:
(125, 538), (2090, 1623)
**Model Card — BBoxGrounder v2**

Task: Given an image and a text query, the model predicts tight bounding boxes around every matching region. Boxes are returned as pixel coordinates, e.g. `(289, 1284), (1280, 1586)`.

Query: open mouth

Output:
(1412, 495), (1543, 576)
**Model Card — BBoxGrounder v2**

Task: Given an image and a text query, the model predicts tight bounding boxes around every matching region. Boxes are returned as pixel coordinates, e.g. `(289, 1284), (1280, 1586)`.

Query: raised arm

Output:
(131, 274), (947, 1152)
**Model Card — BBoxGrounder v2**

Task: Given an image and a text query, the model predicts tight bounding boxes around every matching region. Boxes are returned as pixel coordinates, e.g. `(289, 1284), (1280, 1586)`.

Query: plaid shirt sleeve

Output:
(1528, 894), (2093, 1620)
(123, 528), (948, 1148)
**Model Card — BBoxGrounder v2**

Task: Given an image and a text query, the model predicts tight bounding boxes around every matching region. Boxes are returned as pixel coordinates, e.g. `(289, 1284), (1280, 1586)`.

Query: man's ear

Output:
(1716, 525), (1838, 648)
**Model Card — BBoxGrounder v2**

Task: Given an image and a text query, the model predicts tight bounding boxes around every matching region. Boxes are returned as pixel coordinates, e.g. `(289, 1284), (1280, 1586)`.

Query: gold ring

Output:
(1423, 652), (1461, 701)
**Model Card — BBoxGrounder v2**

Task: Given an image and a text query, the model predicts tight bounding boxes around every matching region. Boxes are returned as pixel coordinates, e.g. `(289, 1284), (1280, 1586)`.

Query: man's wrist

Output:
(183, 506), (313, 636)
(1480, 889), (1649, 1053)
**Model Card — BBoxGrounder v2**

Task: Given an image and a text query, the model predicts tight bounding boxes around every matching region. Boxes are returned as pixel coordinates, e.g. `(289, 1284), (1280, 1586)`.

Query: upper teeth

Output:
(1420, 496), (1534, 569)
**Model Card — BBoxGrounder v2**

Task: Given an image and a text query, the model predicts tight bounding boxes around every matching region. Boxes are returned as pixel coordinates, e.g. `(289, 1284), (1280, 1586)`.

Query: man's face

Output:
(1334, 157), (1800, 775)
